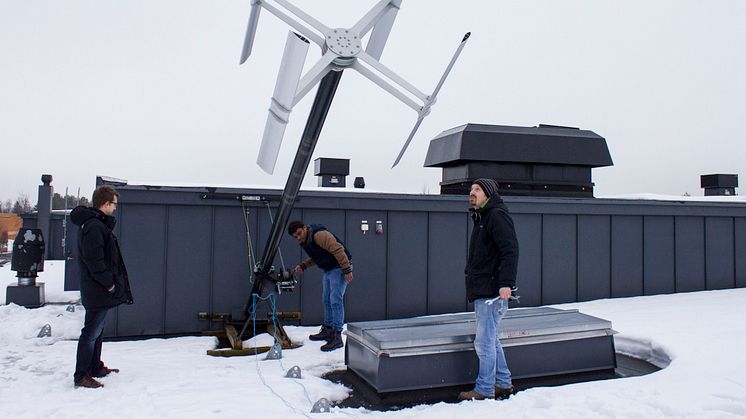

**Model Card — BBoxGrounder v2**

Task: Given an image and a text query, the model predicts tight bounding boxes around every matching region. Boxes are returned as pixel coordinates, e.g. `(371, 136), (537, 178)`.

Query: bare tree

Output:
(12, 193), (32, 214)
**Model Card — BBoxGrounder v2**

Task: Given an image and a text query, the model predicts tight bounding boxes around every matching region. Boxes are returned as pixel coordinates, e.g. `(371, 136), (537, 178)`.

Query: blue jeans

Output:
(473, 298), (511, 395)
(321, 268), (347, 332)
(74, 308), (109, 380)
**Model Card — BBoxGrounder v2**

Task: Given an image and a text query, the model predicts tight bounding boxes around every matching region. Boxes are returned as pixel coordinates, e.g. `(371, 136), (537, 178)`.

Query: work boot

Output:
(458, 390), (493, 401)
(309, 325), (333, 342)
(320, 331), (344, 352)
(74, 374), (104, 389)
(495, 385), (514, 399)
(92, 365), (120, 378)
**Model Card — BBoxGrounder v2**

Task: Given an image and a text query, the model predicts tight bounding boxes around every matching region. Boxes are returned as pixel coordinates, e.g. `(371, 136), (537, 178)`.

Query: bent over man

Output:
(70, 186), (133, 388)
(288, 220), (352, 352)
(459, 178), (519, 401)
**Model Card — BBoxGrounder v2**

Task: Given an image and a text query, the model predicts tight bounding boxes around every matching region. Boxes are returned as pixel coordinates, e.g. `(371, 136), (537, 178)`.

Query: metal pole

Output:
(254, 69), (343, 286)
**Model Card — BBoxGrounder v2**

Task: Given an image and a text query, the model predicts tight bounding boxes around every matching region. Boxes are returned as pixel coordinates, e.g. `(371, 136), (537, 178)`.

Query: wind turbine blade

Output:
(391, 32), (471, 167)
(256, 32), (310, 174)
(429, 32), (470, 100)
(392, 115), (425, 168)
(365, 0), (401, 60)
(240, 1), (262, 64)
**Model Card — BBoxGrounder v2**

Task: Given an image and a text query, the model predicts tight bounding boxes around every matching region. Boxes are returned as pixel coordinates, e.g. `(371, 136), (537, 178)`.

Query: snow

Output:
(597, 193), (746, 203)
(2, 263), (746, 418)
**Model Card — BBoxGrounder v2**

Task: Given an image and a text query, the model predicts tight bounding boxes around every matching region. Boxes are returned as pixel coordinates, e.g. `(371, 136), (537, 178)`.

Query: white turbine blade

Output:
(391, 33), (472, 167)
(428, 32), (471, 102)
(256, 32), (310, 174)
(240, 0), (262, 64)
(257, 113), (289, 174)
(392, 115), (425, 168)
(365, 0), (401, 60)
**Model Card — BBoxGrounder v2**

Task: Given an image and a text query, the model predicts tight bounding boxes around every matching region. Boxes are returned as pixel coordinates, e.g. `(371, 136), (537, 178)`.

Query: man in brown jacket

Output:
(288, 220), (352, 351)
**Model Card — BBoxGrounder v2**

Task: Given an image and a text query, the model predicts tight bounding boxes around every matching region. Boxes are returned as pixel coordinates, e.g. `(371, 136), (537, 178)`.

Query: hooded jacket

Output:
(70, 206), (133, 309)
(465, 197), (519, 302)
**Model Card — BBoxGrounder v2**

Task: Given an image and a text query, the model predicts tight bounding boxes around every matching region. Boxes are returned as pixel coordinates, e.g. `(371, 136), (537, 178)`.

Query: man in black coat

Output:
(70, 186), (133, 388)
(459, 178), (519, 401)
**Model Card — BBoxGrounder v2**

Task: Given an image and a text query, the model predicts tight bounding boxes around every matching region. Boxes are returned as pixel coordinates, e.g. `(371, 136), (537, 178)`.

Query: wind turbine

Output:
(240, 0), (469, 320)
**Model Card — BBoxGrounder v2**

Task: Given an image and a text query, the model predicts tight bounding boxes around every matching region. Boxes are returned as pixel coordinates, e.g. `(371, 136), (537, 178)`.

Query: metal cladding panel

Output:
(51, 183), (746, 338)
(258, 206), (303, 313)
(513, 214), (541, 306)
(644, 216), (675, 295)
(298, 209), (344, 325)
(427, 212), (467, 314)
(47, 216), (66, 260)
(63, 218), (81, 291)
(611, 216), (643, 298)
(705, 217), (735, 290)
(542, 215), (577, 304)
(675, 217), (706, 292)
(737, 219), (746, 288)
(164, 206), (213, 334)
(211, 206), (254, 326)
(345, 211), (387, 322)
(386, 212), (428, 319)
(116, 204), (167, 336)
(577, 215), (611, 301)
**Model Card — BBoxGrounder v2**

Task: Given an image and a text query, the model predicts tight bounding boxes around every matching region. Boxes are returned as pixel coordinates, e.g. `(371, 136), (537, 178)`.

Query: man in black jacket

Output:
(288, 220), (352, 352)
(459, 178), (519, 401)
(70, 186), (133, 388)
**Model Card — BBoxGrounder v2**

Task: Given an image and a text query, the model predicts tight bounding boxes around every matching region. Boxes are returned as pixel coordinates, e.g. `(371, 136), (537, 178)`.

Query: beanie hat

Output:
(473, 178), (500, 198)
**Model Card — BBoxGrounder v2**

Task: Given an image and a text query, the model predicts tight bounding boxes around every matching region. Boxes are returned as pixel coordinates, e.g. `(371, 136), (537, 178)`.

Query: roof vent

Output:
(424, 123), (613, 197)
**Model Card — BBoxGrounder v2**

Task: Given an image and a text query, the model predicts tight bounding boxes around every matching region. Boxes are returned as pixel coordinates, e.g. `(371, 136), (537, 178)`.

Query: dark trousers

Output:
(74, 308), (109, 380)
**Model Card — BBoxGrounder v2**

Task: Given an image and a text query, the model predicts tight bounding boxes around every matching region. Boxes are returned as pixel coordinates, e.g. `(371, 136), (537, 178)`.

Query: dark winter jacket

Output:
(300, 224), (352, 273)
(70, 206), (133, 309)
(465, 198), (519, 302)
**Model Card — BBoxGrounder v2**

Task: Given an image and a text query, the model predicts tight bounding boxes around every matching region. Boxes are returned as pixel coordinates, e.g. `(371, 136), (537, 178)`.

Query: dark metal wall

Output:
(62, 185), (746, 338)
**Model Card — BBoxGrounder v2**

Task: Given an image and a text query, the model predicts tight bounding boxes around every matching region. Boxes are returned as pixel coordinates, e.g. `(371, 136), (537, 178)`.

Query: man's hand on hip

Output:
(499, 287), (512, 300)
(344, 272), (353, 284)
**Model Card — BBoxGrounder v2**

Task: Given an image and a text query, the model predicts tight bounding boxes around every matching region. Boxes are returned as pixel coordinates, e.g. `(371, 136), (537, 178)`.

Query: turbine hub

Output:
(325, 28), (362, 59)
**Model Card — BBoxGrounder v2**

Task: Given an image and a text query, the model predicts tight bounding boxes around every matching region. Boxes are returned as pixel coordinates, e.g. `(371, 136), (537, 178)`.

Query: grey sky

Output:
(1, 0), (745, 203)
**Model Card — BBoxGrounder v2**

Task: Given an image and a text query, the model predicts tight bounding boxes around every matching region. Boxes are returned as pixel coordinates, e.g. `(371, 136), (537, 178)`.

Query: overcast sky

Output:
(2, 0), (745, 204)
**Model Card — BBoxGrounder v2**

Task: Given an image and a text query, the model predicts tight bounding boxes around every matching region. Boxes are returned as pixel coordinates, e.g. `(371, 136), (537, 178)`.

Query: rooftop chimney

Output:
(701, 174), (738, 196)
(314, 158), (349, 188)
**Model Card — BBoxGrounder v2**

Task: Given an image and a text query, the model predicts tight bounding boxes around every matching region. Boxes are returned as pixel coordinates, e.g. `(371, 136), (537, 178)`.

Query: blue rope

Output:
(250, 293), (313, 418)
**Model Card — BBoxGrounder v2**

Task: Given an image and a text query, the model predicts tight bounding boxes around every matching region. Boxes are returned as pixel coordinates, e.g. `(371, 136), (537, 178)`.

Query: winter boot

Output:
(74, 374), (104, 389)
(457, 389), (493, 400)
(309, 325), (333, 342)
(92, 365), (120, 378)
(494, 385), (514, 400)
(320, 331), (344, 352)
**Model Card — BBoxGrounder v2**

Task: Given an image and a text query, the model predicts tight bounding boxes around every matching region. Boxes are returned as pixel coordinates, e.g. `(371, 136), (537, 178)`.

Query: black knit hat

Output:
(473, 178), (500, 198)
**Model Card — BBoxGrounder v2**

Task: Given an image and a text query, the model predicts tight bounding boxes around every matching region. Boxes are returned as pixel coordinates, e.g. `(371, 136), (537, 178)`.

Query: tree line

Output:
(0, 193), (90, 214)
